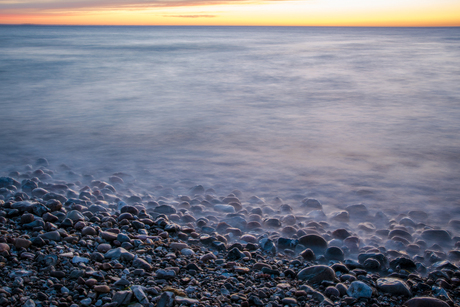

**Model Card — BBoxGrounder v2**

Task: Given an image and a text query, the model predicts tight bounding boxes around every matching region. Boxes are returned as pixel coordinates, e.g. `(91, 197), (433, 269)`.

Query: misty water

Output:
(1, 26), (460, 220)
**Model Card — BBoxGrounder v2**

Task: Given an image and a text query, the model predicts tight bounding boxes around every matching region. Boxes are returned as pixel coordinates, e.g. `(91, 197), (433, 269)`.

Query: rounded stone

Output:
(300, 248), (316, 261)
(403, 297), (449, 307)
(82, 226), (97, 236)
(297, 265), (336, 283)
(377, 278), (411, 297)
(421, 230), (451, 244)
(325, 246), (345, 261)
(301, 198), (322, 210)
(97, 243), (112, 253)
(94, 285), (110, 293)
(298, 235), (328, 254)
(347, 281), (373, 299)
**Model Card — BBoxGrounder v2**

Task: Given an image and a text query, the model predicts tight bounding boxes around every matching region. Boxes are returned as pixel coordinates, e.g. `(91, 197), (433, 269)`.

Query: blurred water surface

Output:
(1, 26), (460, 214)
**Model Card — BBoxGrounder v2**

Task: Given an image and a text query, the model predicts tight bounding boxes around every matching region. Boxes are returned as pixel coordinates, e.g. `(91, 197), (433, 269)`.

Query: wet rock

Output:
(324, 286), (340, 298)
(0, 243), (10, 253)
(300, 248), (316, 261)
(403, 297), (450, 307)
(264, 218), (281, 228)
(227, 247), (246, 261)
(38, 231), (61, 242)
(390, 257), (417, 271)
(347, 281), (373, 299)
(94, 285), (111, 293)
(298, 235), (328, 254)
(66, 210), (85, 222)
(131, 285), (149, 305)
(31, 188), (48, 198)
(14, 238), (32, 249)
(377, 277), (412, 297)
(158, 291), (175, 307)
(345, 204), (369, 217)
(277, 237), (298, 249)
(133, 258), (152, 271)
(175, 297), (200, 305)
(330, 211), (350, 222)
(105, 247), (135, 261)
(101, 231), (118, 241)
(82, 226), (97, 236)
(156, 269), (176, 279)
(421, 230), (451, 244)
(155, 206), (178, 218)
(297, 265), (336, 283)
(332, 228), (351, 240)
(325, 246), (344, 261)
(301, 198), (322, 210)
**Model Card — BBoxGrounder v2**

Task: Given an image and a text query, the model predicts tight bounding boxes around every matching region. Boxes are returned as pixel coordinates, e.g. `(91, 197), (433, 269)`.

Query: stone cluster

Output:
(0, 159), (459, 306)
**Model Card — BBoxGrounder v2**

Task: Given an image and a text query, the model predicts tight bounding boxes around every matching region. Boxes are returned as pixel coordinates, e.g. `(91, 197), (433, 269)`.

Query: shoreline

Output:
(0, 158), (459, 306)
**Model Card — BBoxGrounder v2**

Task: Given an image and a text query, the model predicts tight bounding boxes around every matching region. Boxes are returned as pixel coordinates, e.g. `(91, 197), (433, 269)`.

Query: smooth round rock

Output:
(421, 230), (451, 244)
(403, 297), (449, 307)
(94, 285), (110, 293)
(297, 265), (336, 283)
(325, 246), (344, 261)
(301, 199), (322, 210)
(97, 243), (112, 253)
(298, 235), (328, 254)
(377, 278), (411, 297)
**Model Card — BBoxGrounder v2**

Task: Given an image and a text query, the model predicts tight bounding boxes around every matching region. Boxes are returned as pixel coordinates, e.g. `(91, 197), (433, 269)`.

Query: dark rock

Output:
(377, 277), (412, 297)
(227, 247), (246, 261)
(421, 230), (451, 244)
(154, 205), (176, 214)
(325, 246), (344, 261)
(403, 297), (449, 307)
(298, 235), (328, 254)
(297, 265), (336, 283)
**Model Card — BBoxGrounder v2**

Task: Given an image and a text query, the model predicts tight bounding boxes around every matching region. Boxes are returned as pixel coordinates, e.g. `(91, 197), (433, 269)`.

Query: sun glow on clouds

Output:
(0, 0), (459, 26)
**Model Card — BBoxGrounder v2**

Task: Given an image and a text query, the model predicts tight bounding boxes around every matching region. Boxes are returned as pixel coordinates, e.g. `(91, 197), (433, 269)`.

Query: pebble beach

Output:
(0, 158), (459, 307)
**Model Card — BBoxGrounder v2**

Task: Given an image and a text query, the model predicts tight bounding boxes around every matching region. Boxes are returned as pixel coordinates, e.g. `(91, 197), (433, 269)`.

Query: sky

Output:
(0, 0), (459, 26)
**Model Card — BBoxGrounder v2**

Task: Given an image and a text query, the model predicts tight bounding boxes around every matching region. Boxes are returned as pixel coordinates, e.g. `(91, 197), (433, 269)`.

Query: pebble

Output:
(94, 285), (111, 293)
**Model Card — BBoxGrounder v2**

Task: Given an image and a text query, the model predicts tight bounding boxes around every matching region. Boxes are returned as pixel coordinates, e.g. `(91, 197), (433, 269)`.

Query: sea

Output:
(1, 25), (459, 218)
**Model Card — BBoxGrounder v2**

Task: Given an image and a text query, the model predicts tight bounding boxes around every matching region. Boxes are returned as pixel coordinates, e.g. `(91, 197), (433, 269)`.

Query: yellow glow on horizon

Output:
(0, 0), (459, 27)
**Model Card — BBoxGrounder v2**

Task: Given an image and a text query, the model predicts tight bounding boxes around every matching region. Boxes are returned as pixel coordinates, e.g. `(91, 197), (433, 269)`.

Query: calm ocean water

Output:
(1, 26), (460, 215)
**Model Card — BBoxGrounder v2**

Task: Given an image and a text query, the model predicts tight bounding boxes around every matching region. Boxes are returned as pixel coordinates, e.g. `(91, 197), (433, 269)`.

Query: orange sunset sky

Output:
(0, 0), (459, 26)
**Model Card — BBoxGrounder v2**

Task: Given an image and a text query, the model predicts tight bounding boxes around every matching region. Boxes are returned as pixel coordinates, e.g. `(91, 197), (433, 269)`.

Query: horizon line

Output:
(1, 23), (460, 28)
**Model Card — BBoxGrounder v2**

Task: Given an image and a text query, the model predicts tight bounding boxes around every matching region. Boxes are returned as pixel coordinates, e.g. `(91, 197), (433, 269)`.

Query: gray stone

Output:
(156, 269), (176, 279)
(421, 230), (452, 244)
(66, 210), (85, 222)
(131, 285), (149, 305)
(112, 290), (133, 306)
(377, 278), (411, 297)
(38, 231), (61, 242)
(105, 247), (135, 261)
(347, 281), (373, 299)
(154, 205), (176, 214)
(133, 258), (152, 271)
(157, 291), (175, 307)
(298, 235), (328, 254)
